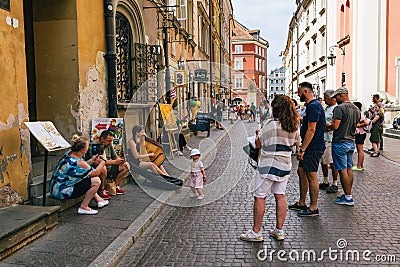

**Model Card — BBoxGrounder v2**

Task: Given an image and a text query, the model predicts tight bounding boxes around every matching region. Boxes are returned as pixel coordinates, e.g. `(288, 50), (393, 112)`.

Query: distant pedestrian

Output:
(353, 102), (369, 171)
(289, 81), (325, 217)
(215, 102), (223, 129)
(369, 103), (384, 157)
(329, 87), (360, 206)
(188, 149), (207, 200)
(260, 100), (271, 125)
(250, 102), (256, 121)
(319, 90), (339, 194)
(371, 94), (385, 151)
(240, 95), (300, 242)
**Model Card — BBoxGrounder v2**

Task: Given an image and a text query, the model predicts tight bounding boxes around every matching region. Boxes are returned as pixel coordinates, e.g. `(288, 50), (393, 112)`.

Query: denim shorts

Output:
(332, 142), (355, 171)
(298, 150), (324, 172)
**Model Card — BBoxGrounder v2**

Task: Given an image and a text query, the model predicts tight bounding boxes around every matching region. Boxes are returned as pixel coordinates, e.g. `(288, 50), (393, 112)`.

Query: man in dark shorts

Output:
(98, 130), (130, 195)
(289, 81), (326, 217)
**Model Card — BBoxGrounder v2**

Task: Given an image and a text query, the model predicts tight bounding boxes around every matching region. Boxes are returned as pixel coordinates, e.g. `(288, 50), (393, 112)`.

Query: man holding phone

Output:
(97, 130), (130, 195)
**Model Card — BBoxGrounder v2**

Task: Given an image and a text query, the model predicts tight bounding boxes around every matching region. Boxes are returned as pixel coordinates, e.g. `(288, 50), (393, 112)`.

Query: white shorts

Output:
(321, 142), (333, 165)
(253, 172), (288, 198)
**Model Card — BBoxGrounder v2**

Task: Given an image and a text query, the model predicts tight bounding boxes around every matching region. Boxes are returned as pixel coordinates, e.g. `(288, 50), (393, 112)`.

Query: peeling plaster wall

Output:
(76, 0), (107, 137)
(78, 59), (108, 138)
(0, 1), (30, 199)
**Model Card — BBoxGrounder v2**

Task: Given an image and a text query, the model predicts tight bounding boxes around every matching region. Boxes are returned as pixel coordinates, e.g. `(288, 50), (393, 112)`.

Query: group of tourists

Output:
(241, 81), (385, 242)
(49, 124), (207, 215)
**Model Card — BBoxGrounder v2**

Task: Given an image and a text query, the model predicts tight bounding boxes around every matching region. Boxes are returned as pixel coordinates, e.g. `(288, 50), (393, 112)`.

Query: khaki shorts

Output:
(321, 142), (333, 164)
(253, 172), (288, 198)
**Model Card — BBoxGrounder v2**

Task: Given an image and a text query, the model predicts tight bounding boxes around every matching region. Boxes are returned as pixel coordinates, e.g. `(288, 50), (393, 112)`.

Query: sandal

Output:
(370, 153), (379, 157)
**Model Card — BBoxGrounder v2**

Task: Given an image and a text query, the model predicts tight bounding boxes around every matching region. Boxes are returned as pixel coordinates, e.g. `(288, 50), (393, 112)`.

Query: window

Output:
(234, 74), (244, 88)
(321, 0), (326, 10)
(345, 0), (350, 36)
(234, 58), (243, 70)
(396, 57), (400, 97)
(169, 0), (187, 21)
(313, 0), (317, 19)
(235, 45), (243, 53)
(313, 38), (317, 62)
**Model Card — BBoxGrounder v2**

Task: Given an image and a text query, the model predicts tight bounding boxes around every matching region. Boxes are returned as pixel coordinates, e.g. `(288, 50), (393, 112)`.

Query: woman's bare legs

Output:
(80, 177), (101, 210)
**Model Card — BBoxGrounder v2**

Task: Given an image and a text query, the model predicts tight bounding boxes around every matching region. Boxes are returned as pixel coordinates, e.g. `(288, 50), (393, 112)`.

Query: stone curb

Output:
(88, 122), (234, 267)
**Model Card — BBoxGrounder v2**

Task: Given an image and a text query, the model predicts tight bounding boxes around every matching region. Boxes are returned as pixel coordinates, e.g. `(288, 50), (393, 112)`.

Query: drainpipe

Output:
(164, 23), (171, 104)
(209, 1), (213, 113)
(104, 0), (118, 117)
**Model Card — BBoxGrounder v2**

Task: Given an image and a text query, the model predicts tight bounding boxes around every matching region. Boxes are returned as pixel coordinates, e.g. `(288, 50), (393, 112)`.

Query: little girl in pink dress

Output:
(188, 149), (207, 200)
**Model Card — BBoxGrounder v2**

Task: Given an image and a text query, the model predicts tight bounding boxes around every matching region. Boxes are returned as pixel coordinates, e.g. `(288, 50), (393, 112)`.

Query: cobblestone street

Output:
(119, 121), (400, 266)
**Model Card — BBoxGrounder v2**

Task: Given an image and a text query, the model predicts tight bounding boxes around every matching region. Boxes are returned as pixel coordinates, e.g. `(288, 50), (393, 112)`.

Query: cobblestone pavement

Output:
(119, 120), (400, 266)
(0, 123), (233, 267)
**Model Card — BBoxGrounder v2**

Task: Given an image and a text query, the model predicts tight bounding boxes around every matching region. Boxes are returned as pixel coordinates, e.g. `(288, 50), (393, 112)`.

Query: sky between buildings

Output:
(232, 0), (297, 73)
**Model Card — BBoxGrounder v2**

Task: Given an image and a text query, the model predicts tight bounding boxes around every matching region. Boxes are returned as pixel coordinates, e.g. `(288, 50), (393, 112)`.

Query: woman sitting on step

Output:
(49, 134), (109, 215)
(128, 125), (169, 176)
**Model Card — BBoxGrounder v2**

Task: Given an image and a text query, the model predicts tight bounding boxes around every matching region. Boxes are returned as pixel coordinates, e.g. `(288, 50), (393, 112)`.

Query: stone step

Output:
(30, 155), (60, 178)
(30, 174), (133, 211)
(29, 172), (53, 198)
(30, 193), (84, 212)
(0, 205), (59, 260)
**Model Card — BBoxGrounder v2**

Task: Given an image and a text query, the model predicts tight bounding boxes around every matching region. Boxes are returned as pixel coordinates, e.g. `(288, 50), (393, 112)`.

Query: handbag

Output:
(106, 180), (117, 196)
(243, 143), (259, 169)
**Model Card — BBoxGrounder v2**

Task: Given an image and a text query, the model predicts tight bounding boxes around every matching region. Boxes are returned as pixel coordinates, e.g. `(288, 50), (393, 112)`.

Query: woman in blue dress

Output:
(50, 135), (109, 215)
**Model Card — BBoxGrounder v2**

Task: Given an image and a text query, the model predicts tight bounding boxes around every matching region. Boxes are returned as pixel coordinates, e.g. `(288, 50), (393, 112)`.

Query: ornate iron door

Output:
(116, 12), (162, 104)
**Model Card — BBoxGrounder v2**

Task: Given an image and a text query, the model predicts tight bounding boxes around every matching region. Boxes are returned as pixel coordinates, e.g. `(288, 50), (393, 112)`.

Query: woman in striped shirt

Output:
(240, 95), (300, 242)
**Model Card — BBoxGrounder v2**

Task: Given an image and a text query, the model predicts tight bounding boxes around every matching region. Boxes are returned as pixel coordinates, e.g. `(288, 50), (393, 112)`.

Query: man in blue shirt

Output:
(289, 82), (326, 217)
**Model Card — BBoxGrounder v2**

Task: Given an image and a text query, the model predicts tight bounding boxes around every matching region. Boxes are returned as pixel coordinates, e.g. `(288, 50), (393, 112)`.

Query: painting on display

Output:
(91, 118), (124, 156)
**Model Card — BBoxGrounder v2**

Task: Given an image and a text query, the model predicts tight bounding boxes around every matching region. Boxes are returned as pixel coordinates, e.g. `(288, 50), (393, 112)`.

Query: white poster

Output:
(24, 121), (71, 151)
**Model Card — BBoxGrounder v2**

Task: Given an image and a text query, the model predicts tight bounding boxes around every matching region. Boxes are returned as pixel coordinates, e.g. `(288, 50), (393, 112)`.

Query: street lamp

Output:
(327, 45), (345, 66)
(328, 45), (346, 86)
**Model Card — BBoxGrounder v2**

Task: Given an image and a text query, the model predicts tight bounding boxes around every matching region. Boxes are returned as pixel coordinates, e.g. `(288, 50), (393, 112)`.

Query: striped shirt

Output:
(258, 119), (300, 181)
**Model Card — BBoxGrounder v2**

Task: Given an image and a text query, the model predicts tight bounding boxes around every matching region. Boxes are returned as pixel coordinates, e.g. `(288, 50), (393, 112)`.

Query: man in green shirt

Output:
(98, 130), (130, 195)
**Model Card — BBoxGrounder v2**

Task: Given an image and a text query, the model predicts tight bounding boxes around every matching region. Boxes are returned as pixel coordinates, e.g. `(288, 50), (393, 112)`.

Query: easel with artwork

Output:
(24, 121), (71, 206)
(159, 104), (178, 159)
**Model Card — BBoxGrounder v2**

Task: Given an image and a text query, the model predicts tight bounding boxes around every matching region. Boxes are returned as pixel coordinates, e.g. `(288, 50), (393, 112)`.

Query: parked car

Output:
(393, 113), (400, 129)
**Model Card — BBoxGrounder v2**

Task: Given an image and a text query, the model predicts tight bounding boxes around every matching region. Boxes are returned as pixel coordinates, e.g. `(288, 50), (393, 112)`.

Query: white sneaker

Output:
(97, 200), (109, 208)
(269, 229), (285, 241)
(197, 194), (205, 200)
(78, 208), (98, 215)
(178, 151), (184, 156)
(185, 146), (192, 151)
(239, 229), (264, 242)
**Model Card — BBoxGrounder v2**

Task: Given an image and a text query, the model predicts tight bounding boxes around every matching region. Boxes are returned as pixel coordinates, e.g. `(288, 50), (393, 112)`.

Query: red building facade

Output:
(232, 20), (268, 106)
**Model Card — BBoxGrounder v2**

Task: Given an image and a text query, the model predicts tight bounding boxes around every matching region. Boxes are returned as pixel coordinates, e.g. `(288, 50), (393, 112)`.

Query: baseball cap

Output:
(331, 87), (349, 97)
